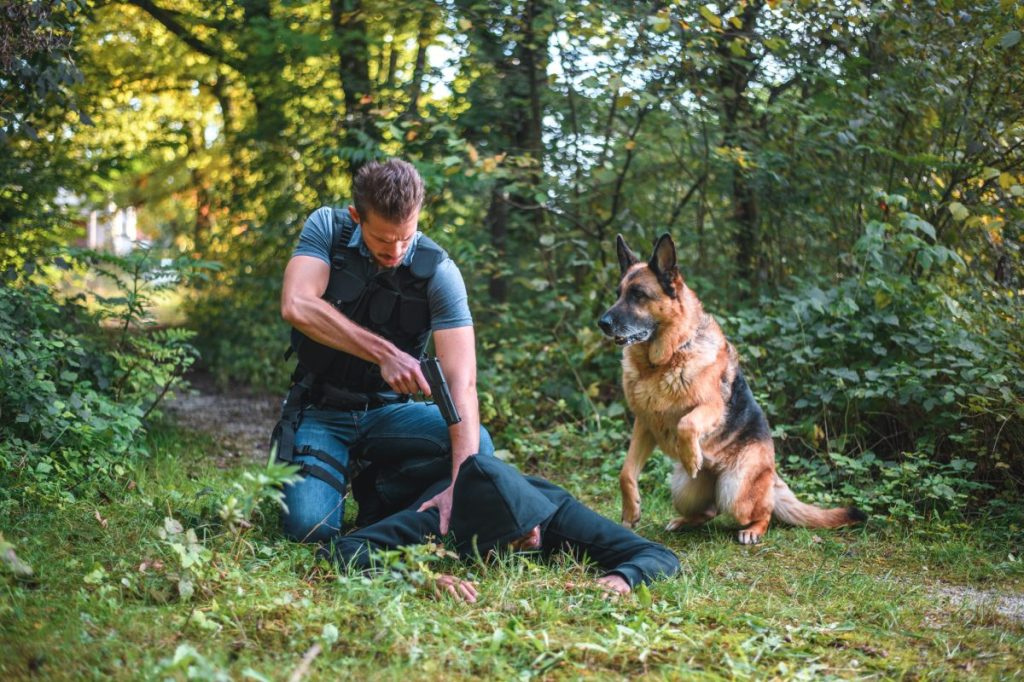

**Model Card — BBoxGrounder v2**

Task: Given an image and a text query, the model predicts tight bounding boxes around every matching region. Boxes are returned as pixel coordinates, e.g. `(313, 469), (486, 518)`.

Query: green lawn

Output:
(2, 424), (1022, 681)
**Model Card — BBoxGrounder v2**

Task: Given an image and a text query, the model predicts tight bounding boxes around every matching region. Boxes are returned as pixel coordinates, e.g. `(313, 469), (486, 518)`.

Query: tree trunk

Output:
(715, 0), (763, 289)
(330, 0), (380, 180)
(403, 9), (433, 121)
(486, 184), (509, 303)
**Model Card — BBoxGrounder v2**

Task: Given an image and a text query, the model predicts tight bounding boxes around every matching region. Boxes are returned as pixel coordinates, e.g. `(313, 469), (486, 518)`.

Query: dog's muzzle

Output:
(598, 313), (651, 346)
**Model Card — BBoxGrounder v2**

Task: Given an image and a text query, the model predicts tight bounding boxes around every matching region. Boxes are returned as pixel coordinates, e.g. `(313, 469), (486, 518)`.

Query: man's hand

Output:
(379, 347), (430, 395)
(430, 574), (478, 603)
(417, 483), (454, 534)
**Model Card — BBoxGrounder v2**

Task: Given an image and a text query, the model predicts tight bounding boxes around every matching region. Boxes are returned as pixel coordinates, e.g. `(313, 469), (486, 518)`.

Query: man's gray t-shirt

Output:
(292, 206), (472, 330)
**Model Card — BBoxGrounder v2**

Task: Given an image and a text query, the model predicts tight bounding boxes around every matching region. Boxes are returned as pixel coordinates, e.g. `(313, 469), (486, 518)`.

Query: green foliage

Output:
(215, 463), (298, 535)
(78, 460), (299, 609)
(728, 201), (1024, 518)
(157, 516), (213, 603)
(4, 0), (1022, 523)
(829, 451), (985, 522)
(0, 1), (88, 272)
(184, 273), (292, 390)
(0, 532), (34, 581)
(154, 644), (235, 682)
(0, 248), (213, 502)
(350, 541), (462, 596)
(4, 4), (1023, 675)
(0, 282), (145, 501)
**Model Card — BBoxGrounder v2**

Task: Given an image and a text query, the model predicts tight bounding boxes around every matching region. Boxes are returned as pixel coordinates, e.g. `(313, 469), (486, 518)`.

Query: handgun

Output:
(420, 357), (462, 426)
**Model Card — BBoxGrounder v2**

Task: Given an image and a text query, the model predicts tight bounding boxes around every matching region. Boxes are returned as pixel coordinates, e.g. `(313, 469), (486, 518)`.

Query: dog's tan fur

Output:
(602, 233), (865, 544)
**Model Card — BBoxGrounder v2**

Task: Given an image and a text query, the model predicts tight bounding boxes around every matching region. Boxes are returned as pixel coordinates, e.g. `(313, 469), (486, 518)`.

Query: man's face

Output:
(507, 525), (542, 552)
(349, 204), (418, 269)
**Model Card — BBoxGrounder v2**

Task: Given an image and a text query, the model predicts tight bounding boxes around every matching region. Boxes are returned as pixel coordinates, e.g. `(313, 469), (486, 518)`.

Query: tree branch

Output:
(126, 0), (234, 67)
(596, 106), (652, 237)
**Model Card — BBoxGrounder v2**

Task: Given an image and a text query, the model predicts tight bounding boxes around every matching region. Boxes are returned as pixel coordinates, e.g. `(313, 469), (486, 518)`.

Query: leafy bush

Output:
(728, 200), (1023, 518)
(0, 247), (213, 502)
(184, 272), (292, 391)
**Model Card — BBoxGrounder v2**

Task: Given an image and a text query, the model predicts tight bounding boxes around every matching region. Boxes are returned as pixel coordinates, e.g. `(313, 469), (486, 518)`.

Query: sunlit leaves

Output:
(948, 202), (970, 222)
(698, 5), (722, 30)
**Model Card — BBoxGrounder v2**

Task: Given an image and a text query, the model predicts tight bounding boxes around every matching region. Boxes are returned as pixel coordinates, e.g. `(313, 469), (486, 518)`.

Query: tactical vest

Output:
(289, 208), (445, 396)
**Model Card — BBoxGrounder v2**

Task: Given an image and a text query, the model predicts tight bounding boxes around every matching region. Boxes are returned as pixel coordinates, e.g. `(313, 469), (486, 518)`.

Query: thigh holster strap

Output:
(298, 464), (349, 496)
(297, 445), (351, 482)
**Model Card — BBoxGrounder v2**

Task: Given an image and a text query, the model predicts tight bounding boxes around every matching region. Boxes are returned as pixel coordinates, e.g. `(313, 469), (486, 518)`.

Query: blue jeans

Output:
(280, 401), (494, 543)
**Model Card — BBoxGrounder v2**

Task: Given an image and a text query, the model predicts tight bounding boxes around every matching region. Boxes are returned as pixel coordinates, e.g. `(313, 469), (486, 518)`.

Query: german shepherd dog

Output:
(599, 233), (866, 544)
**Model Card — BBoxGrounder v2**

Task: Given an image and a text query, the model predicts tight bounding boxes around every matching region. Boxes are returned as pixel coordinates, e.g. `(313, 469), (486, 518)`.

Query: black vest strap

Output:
(331, 208), (357, 270)
(298, 444), (351, 481)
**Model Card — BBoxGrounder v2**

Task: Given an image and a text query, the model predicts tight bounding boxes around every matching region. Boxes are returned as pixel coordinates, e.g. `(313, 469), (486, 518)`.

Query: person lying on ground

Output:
(319, 456), (681, 601)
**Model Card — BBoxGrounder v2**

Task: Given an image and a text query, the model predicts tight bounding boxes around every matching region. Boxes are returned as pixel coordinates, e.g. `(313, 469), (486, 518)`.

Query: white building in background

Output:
(89, 202), (138, 254)
(55, 189), (144, 254)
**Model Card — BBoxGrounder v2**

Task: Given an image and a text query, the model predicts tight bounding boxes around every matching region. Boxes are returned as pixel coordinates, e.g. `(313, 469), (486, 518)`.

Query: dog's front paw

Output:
(737, 521), (769, 545)
(621, 505), (641, 529)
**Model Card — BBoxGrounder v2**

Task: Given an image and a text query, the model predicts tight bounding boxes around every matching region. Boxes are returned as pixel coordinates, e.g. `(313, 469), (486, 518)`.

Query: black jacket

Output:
(327, 456), (680, 589)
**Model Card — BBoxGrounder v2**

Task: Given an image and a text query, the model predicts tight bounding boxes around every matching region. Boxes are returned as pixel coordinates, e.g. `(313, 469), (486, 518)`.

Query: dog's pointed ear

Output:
(616, 234), (640, 275)
(649, 233), (679, 296)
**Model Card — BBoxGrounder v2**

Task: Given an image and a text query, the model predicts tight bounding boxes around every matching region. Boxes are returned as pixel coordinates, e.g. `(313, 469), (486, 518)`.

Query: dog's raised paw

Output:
(682, 451), (703, 479)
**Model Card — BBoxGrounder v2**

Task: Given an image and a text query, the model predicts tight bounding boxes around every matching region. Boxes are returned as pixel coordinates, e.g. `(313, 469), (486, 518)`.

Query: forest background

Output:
(2, 0), (1024, 679)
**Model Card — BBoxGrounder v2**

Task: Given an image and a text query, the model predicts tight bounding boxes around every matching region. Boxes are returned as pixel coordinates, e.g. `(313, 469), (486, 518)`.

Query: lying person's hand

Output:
(564, 573), (632, 599)
(595, 574), (631, 596)
(430, 574), (478, 603)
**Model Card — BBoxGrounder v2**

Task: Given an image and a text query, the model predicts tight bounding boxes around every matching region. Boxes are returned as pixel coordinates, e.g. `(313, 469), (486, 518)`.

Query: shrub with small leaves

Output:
(0, 247), (216, 503)
(728, 199), (1023, 519)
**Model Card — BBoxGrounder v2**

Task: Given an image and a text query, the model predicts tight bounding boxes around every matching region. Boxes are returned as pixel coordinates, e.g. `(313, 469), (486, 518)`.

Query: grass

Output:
(2, 423), (1023, 681)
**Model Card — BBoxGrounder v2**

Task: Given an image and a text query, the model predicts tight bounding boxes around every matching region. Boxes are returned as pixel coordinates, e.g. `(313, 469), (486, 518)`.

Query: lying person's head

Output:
(449, 456), (556, 559)
(507, 524), (542, 552)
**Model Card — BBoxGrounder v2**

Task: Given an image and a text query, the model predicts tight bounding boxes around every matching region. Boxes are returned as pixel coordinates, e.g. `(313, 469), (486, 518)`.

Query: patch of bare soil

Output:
(931, 583), (1024, 624)
(164, 373), (281, 466)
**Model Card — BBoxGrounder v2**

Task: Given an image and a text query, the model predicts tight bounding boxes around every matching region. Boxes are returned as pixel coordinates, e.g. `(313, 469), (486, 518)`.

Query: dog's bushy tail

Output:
(772, 476), (867, 528)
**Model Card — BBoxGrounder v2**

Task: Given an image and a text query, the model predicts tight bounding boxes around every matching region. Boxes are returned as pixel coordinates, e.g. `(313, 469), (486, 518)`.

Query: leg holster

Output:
(269, 374), (350, 495)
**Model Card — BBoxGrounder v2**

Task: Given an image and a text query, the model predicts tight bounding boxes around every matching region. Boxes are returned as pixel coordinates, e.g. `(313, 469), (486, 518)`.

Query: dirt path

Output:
(164, 373), (281, 466)
(931, 583), (1024, 624)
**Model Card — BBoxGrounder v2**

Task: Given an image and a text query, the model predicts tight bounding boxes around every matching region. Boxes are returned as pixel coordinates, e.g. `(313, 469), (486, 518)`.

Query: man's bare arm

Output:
(434, 325), (480, 468)
(417, 325), (480, 532)
(280, 255), (428, 394)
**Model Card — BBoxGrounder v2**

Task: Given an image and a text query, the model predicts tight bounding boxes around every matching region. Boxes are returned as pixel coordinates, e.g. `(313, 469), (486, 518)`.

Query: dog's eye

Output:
(629, 288), (648, 301)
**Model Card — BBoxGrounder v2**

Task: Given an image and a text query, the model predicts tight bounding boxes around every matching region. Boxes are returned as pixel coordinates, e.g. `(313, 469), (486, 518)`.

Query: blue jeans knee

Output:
(281, 471), (346, 543)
